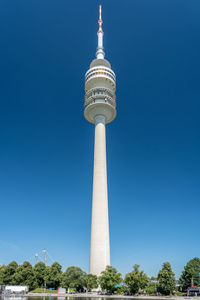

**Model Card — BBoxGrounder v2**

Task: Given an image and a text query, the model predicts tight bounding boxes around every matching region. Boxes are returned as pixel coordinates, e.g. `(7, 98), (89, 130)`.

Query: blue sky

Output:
(0, 0), (200, 279)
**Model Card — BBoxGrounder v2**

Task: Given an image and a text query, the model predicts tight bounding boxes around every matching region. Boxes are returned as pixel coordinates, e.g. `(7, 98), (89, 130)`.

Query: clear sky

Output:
(0, 0), (200, 279)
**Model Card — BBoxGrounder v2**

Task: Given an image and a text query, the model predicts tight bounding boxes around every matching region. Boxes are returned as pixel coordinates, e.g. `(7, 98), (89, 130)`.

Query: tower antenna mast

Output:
(96, 5), (105, 59)
(42, 249), (47, 266)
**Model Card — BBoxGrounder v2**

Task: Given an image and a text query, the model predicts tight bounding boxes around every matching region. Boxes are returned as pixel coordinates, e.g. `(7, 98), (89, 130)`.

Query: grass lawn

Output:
(30, 288), (58, 294)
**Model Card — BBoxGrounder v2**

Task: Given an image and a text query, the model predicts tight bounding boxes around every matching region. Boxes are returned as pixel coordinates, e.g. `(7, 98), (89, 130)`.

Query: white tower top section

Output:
(96, 5), (105, 59)
(84, 5), (116, 125)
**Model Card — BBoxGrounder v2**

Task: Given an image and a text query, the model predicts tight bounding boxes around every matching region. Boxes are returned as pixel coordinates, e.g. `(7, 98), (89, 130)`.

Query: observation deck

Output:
(84, 59), (116, 124)
(85, 66), (116, 89)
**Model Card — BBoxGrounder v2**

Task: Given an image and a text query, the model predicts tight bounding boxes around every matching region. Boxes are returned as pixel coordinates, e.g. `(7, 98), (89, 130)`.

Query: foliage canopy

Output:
(1, 257), (199, 294)
(179, 257), (200, 291)
(124, 264), (149, 294)
(61, 266), (86, 292)
(85, 274), (98, 290)
(99, 265), (123, 292)
(157, 262), (176, 295)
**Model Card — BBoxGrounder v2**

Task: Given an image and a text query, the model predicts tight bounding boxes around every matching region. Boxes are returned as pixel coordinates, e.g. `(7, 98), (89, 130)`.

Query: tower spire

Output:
(98, 5), (103, 33)
(96, 5), (105, 59)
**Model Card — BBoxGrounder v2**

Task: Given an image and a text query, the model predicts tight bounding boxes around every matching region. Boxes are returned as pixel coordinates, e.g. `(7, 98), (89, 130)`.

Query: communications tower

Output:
(84, 5), (116, 276)
(35, 253), (38, 264)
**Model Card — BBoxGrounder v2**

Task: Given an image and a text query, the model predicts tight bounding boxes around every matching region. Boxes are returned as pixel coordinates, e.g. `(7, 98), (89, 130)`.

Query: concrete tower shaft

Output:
(90, 115), (110, 276)
(84, 5), (116, 276)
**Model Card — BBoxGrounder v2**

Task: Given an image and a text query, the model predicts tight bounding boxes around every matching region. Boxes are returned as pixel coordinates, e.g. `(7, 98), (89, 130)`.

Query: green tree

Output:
(85, 274), (98, 290)
(45, 262), (62, 289)
(34, 262), (46, 288)
(2, 261), (18, 285)
(14, 261), (36, 290)
(99, 265), (123, 293)
(145, 276), (158, 295)
(145, 282), (158, 295)
(0, 265), (6, 285)
(116, 285), (129, 295)
(124, 264), (149, 294)
(157, 262), (176, 295)
(179, 257), (200, 291)
(61, 266), (86, 292)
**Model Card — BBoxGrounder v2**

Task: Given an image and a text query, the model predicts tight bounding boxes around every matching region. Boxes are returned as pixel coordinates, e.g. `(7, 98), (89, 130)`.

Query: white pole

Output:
(35, 253), (38, 264)
(42, 249), (47, 266)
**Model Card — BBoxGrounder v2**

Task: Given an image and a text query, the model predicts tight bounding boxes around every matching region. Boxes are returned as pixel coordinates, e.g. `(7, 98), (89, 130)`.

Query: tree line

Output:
(0, 257), (200, 295)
